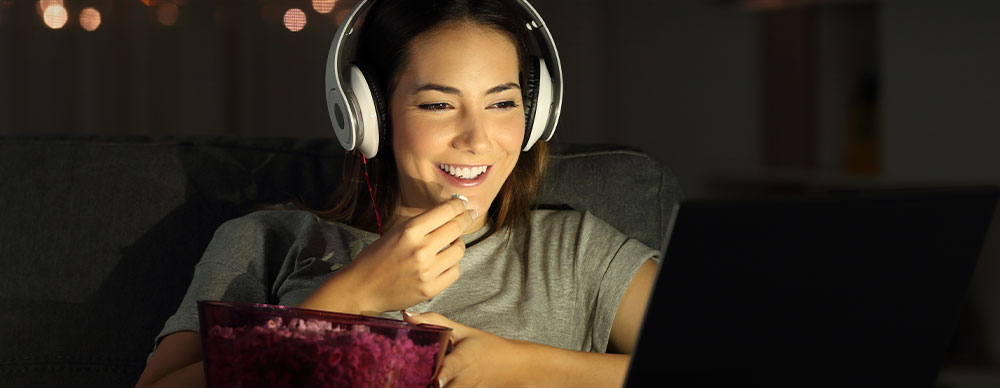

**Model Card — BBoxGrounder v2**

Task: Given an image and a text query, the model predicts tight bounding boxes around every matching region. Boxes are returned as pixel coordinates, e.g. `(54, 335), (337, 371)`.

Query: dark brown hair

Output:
(313, 0), (549, 240)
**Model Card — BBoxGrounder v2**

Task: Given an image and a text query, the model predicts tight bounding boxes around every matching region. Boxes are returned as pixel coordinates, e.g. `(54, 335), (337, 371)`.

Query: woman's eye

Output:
(418, 102), (452, 111)
(489, 101), (519, 110)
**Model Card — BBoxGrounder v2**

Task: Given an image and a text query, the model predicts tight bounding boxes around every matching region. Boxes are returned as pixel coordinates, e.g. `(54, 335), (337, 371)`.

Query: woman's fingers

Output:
(339, 196), (475, 313)
(403, 197), (470, 237)
(401, 312), (459, 387)
(403, 311), (471, 342)
(423, 208), (476, 254)
(401, 312), (475, 388)
(431, 261), (461, 295)
(411, 243), (462, 299)
(401, 310), (453, 329)
(426, 238), (464, 280)
(438, 356), (457, 388)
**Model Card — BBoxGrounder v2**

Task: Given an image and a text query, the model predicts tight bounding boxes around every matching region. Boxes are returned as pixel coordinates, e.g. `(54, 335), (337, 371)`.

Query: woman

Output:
(136, 0), (657, 386)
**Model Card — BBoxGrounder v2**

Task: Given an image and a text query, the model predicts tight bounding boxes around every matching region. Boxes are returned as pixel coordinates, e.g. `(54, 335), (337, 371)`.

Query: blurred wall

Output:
(880, 0), (1000, 367)
(430, 0), (761, 199)
(882, 0), (1000, 186)
(0, 0), (762, 198)
(3, 1), (1000, 194)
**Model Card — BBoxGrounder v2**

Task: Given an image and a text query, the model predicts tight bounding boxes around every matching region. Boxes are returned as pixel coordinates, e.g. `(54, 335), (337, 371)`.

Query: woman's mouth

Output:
(437, 163), (491, 187)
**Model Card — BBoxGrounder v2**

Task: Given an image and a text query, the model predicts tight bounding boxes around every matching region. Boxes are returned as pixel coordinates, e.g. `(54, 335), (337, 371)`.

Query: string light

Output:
(283, 8), (306, 32)
(79, 7), (101, 31)
(42, 4), (67, 29)
(157, 2), (179, 26)
(313, 0), (336, 14)
(36, 0), (61, 16)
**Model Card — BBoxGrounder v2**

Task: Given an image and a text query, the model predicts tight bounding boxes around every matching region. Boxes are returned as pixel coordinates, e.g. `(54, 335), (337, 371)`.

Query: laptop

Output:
(624, 186), (998, 388)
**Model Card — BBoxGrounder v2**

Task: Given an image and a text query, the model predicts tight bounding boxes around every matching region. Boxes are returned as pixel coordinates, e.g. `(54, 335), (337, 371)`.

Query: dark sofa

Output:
(0, 134), (681, 387)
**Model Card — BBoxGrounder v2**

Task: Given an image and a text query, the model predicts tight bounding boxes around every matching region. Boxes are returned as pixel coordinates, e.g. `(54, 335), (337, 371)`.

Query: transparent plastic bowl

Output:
(198, 300), (450, 388)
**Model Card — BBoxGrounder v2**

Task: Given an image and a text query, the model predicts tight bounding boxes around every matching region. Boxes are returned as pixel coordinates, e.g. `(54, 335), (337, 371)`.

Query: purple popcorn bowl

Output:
(197, 300), (451, 388)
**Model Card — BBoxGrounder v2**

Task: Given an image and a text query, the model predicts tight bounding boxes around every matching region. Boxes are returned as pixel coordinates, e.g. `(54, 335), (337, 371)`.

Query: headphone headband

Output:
(325, 0), (375, 156)
(325, 0), (563, 158)
(511, 0), (563, 144)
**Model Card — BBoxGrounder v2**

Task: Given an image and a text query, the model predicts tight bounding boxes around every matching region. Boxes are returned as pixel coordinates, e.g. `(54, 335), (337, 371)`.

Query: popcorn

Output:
(204, 317), (440, 388)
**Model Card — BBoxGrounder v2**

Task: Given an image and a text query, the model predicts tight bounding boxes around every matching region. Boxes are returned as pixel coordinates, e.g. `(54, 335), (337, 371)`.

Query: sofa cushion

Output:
(0, 134), (679, 386)
(540, 143), (681, 254)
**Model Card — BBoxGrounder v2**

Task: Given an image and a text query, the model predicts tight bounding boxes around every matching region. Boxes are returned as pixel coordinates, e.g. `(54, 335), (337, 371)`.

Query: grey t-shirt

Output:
(155, 208), (657, 354)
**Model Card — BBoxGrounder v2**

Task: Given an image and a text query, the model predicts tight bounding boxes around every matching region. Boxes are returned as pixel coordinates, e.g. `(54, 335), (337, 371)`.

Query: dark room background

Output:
(2, 0), (999, 385)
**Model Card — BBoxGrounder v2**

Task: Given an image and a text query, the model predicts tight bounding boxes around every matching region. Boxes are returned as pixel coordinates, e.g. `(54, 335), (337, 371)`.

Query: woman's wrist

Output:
(512, 340), (630, 387)
(296, 265), (377, 315)
(508, 340), (539, 386)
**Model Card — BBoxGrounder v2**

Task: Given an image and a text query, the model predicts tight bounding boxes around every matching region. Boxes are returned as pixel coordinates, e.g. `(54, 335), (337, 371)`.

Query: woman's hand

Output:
(405, 311), (635, 387)
(403, 311), (524, 387)
(299, 197), (477, 314)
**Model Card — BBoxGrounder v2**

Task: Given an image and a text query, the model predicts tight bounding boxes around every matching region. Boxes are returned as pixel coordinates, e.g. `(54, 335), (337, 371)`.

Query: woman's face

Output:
(389, 22), (524, 232)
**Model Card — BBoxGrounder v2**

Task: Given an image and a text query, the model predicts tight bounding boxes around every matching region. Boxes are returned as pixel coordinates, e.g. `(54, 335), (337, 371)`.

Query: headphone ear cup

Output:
(521, 56), (541, 151)
(349, 62), (390, 158)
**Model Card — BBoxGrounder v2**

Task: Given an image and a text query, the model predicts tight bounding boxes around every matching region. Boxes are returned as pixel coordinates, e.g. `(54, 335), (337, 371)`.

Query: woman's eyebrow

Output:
(485, 82), (520, 95)
(413, 83), (461, 96)
(411, 82), (521, 96)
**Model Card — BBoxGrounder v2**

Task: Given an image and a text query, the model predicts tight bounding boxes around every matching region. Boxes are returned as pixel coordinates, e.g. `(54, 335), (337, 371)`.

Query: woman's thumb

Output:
(401, 310), (467, 340)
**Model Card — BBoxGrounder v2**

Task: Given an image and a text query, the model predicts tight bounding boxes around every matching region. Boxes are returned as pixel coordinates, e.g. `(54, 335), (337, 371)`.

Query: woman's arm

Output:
(405, 259), (658, 387)
(523, 258), (658, 386)
(134, 331), (206, 388)
(508, 341), (632, 386)
(608, 259), (658, 354)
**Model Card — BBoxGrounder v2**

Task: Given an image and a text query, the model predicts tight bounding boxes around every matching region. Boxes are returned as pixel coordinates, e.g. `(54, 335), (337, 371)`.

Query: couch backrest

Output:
(0, 134), (680, 387)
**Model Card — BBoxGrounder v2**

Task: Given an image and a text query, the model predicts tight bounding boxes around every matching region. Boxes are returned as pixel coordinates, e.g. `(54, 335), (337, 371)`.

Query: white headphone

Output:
(325, 0), (563, 158)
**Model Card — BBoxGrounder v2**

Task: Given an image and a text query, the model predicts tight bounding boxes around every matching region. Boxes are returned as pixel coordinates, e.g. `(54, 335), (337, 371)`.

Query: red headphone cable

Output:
(361, 154), (383, 236)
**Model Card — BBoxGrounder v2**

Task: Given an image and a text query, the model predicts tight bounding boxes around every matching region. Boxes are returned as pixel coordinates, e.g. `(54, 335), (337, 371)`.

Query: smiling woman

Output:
(137, 1), (659, 387)
(318, 0), (549, 240)
(390, 22), (526, 232)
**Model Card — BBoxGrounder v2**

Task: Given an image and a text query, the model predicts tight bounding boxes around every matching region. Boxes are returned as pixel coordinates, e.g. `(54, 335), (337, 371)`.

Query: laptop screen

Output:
(625, 187), (998, 387)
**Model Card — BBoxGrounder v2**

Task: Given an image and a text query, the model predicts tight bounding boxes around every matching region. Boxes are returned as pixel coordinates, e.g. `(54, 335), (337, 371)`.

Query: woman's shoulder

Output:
(521, 209), (629, 246)
(198, 208), (375, 269)
(220, 208), (368, 237)
(526, 208), (615, 231)
(218, 207), (321, 233)
(222, 207), (379, 248)
(526, 207), (647, 246)
(193, 209), (326, 268)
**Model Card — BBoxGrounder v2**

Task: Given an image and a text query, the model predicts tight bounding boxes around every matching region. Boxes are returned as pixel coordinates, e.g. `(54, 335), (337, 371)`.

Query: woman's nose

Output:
(452, 110), (492, 154)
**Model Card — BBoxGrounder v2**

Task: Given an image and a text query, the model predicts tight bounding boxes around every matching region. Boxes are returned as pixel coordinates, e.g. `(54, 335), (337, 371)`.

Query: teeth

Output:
(438, 164), (487, 179)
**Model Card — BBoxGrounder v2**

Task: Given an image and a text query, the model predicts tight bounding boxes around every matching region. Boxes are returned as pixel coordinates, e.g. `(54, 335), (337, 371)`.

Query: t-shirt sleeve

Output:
(575, 211), (659, 353)
(151, 215), (276, 350)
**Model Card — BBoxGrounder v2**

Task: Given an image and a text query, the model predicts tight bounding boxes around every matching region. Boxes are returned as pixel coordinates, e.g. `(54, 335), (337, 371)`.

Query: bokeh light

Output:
(313, 0), (336, 14)
(157, 2), (179, 26)
(283, 8), (306, 32)
(79, 7), (101, 31)
(42, 5), (67, 29)
(36, 0), (62, 16)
